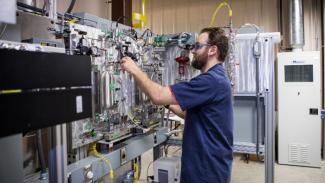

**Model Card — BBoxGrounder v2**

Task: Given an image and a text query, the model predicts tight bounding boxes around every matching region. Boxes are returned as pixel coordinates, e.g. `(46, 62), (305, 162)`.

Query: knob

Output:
(86, 171), (94, 179)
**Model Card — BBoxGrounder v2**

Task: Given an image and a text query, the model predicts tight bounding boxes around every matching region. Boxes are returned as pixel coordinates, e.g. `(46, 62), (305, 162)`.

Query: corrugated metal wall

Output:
(132, 0), (322, 51)
(132, 0), (278, 33)
(302, 0), (322, 51)
(281, 0), (322, 51)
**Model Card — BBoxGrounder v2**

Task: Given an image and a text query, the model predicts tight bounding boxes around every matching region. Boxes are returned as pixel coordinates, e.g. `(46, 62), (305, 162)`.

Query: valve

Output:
(175, 51), (190, 78)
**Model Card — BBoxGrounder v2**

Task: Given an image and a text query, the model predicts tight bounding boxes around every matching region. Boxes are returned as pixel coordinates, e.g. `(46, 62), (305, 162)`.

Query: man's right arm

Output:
(168, 105), (186, 119)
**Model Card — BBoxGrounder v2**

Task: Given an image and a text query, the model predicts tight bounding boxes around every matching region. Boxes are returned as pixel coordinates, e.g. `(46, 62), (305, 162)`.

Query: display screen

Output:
(285, 65), (313, 82)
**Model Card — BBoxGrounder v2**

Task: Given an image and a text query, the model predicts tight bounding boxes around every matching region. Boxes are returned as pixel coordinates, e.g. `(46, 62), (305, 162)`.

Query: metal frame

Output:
(322, 0), (325, 160)
(48, 124), (68, 183)
(233, 32), (279, 183)
(25, 128), (168, 183)
(67, 128), (167, 183)
(265, 78), (275, 183)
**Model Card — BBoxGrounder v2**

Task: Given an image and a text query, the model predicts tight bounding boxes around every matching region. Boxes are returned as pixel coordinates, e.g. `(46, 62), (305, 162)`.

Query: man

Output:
(121, 27), (233, 183)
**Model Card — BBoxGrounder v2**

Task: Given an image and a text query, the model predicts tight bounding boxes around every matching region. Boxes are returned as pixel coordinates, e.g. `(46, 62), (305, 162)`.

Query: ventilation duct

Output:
(289, 0), (305, 51)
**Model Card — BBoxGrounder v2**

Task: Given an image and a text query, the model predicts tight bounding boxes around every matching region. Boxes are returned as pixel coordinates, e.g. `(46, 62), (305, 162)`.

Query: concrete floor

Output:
(139, 147), (325, 183)
(232, 155), (325, 183)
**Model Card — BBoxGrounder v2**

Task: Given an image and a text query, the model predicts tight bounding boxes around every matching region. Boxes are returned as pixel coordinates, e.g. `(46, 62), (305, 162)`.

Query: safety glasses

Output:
(192, 42), (211, 50)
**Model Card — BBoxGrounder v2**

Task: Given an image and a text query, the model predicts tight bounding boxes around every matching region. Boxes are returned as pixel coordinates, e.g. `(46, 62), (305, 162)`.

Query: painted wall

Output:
(57, 0), (111, 20)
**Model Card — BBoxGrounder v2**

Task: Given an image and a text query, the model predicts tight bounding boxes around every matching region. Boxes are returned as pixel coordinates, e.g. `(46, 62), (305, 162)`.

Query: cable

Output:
(115, 16), (133, 29)
(133, 157), (140, 183)
(209, 1), (233, 27)
(66, 0), (77, 14)
(88, 142), (114, 180)
(140, 28), (152, 39)
(0, 24), (7, 39)
(134, 156), (141, 182)
(146, 160), (154, 183)
(138, 156), (142, 180)
(171, 123), (181, 131)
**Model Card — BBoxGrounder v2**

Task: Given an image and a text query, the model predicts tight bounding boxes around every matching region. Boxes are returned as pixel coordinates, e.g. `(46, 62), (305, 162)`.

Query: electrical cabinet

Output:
(278, 51), (321, 167)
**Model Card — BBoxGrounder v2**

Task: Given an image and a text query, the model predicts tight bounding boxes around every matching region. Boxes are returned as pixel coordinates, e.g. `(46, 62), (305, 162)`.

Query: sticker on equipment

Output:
(76, 96), (83, 113)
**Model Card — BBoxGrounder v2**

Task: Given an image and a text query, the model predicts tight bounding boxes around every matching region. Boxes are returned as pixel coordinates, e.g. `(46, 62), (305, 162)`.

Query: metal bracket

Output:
(120, 147), (127, 165)
(83, 164), (93, 183)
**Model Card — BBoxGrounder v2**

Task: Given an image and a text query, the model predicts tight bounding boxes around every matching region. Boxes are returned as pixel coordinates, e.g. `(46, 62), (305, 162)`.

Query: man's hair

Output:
(200, 27), (229, 61)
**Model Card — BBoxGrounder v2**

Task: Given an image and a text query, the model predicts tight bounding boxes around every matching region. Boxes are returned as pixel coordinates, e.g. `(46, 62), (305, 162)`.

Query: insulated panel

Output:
(0, 49), (91, 90)
(0, 89), (92, 137)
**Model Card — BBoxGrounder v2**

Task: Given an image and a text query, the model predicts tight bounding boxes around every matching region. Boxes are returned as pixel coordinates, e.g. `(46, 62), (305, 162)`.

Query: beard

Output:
(191, 50), (209, 70)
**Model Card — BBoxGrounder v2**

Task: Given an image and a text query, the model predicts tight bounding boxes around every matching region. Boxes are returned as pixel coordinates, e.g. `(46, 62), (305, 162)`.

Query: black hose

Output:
(36, 130), (47, 175)
(17, 2), (44, 14)
(115, 16), (133, 28)
(66, 0), (77, 14)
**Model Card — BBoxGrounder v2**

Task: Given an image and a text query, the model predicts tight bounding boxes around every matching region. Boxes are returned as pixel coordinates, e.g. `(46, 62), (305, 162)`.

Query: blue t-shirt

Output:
(170, 63), (233, 183)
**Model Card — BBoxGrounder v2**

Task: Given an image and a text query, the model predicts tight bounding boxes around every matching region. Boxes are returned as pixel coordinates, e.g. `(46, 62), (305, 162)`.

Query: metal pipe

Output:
(36, 130), (47, 180)
(48, 124), (68, 183)
(17, 0), (36, 7)
(47, 0), (57, 20)
(289, 0), (304, 50)
(103, 71), (110, 109)
(254, 39), (262, 158)
(256, 57), (261, 157)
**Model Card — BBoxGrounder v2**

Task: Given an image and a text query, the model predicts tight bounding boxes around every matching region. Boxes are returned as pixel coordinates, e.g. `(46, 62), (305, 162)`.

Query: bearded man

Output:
(121, 27), (233, 183)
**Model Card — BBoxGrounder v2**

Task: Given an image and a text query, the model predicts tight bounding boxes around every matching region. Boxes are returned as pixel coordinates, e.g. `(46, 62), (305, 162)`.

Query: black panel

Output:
(0, 49), (91, 90)
(0, 89), (92, 137)
(158, 169), (169, 183)
(285, 65), (313, 82)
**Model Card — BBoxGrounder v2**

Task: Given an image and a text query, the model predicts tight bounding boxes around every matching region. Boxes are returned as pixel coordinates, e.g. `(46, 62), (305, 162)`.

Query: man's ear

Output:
(208, 46), (218, 56)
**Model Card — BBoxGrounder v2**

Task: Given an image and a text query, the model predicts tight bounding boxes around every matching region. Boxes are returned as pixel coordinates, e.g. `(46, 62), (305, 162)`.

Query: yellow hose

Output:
(88, 143), (114, 180)
(209, 1), (233, 27)
(133, 160), (139, 183)
(135, 162), (139, 183)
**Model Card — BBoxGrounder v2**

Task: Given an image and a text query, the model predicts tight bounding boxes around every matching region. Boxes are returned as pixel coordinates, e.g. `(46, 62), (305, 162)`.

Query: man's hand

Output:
(120, 56), (140, 75)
